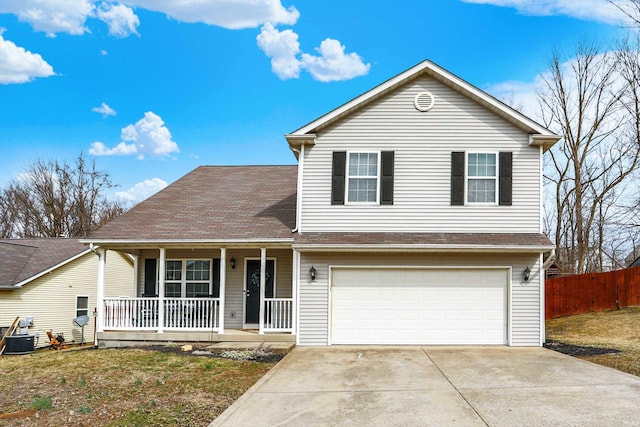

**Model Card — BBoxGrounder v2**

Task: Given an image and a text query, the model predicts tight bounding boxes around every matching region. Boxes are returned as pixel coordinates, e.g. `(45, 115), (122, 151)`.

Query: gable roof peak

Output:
(286, 59), (560, 151)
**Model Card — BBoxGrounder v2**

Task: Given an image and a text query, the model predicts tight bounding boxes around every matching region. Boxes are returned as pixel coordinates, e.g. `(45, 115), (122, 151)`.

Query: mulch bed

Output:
(139, 344), (286, 363)
(544, 340), (621, 357)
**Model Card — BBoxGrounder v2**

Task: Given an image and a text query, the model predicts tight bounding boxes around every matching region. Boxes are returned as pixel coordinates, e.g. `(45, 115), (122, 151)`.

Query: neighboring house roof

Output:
(286, 59), (561, 151)
(88, 166), (298, 244)
(629, 255), (640, 268)
(0, 239), (89, 288)
(293, 232), (554, 252)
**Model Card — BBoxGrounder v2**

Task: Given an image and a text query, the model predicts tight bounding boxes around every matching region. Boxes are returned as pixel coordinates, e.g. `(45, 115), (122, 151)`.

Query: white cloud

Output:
(92, 102), (116, 117)
(485, 79), (542, 119)
(100, 49), (108, 55)
(89, 111), (179, 159)
(123, 0), (299, 29)
(0, 0), (95, 37)
(301, 38), (371, 82)
(257, 24), (370, 82)
(0, 32), (55, 84)
(89, 140), (137, 155)
(96, 3), (139, 37)
(115, 177), (167, 203)
(462, 0), (628, 24)
(256, 23), (301, 79)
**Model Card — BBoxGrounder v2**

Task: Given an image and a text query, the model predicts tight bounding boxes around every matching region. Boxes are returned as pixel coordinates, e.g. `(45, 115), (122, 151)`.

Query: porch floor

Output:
(97, 329), (296, 349)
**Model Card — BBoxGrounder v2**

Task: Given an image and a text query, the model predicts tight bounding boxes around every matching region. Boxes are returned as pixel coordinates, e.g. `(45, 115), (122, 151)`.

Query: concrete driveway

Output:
(211, 346), (640, 426)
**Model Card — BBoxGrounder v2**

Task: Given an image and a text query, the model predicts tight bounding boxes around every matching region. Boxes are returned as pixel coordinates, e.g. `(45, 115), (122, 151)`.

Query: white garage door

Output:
(331, 268), (508, 345)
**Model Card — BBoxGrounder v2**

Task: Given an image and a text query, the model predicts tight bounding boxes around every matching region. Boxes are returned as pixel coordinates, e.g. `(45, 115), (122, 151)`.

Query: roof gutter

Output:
(292, 243), (556, 253)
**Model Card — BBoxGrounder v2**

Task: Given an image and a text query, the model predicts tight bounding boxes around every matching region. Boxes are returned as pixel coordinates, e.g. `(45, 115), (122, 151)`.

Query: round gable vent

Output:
(414, 91), (435, 112)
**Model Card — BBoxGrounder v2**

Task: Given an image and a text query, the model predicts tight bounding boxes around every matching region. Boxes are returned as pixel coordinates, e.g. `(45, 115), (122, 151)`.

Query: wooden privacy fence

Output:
(546, 266), (640, 319)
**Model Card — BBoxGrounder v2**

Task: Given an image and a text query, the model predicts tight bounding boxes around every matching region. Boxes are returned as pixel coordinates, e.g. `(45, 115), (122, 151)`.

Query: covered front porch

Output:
(95, 244), (298, 345)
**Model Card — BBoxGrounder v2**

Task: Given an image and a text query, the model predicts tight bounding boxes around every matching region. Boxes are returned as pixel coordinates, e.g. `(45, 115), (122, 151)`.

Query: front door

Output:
(244, 260), (275, 325)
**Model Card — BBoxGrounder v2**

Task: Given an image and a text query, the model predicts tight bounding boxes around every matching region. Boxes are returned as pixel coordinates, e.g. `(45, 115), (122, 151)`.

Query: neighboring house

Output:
(85, 60), (560, 347)
(629, 256), (640, 268)
(0, 239), (134, 348)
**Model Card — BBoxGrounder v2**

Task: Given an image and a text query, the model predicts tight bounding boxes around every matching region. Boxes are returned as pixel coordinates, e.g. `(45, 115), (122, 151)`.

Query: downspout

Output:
(543, 249), (556, 269)
(291, 144), (304, 233)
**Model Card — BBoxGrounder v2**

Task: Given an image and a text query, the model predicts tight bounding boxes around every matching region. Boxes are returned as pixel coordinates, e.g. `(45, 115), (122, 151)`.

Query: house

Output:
(0, 239), (134, 348)
(85, 60), (560, 347)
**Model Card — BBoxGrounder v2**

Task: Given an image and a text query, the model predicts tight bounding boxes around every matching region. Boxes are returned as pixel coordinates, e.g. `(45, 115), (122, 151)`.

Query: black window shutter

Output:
(331, 151), (346, 205)
(143, 258), (157, 297)
(499, 152), (513, 206)
(451, 152), (465, 206)
(212, 259), (220, 298)
(380, 151), (394, 205)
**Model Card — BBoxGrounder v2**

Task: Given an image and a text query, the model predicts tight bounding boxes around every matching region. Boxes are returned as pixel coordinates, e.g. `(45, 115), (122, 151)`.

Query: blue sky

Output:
(0, 0), (628, 202)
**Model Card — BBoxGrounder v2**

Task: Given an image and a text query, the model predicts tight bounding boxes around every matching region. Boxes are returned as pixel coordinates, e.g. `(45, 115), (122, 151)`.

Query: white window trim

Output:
(465, 151), (499, 206)
(76, 295), (89, 318)
(164, 258), (213, 298)
(345, 151), (381, 205)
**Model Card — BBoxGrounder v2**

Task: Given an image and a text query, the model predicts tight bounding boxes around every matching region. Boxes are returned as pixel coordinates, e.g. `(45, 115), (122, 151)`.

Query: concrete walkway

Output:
(211, 346), (640, 426)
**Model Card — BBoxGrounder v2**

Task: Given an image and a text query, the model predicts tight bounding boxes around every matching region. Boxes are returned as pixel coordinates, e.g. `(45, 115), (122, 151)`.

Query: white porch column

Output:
(219, 248), (226, 333)
(96, 248), (106, 342)
(292, 249), (298, 337)
(132, 254), (139, 297)
(158, 248), (166, 333)
(259, 247), (266, 334)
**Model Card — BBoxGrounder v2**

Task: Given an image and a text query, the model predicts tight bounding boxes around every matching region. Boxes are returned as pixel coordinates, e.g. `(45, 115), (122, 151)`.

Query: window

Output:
(164, 259), (212, 298)
(467, 153), (497, 203)
(76, 296), (89, 317)
(186, 260), (211, 297)
(347, 152), (379, 203)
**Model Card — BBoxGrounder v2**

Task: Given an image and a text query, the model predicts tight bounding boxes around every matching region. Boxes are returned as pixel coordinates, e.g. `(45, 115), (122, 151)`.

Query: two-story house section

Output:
(86, 60), (559, 349)
(287, 60), (559, 346)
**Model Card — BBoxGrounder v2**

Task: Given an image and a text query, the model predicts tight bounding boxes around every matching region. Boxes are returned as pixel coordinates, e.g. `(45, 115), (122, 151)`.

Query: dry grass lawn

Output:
(546, 305), (640, 377)
(0, 346), (276, 426)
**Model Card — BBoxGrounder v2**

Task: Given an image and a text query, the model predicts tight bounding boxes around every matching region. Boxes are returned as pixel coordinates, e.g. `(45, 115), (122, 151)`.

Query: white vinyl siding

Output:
(0, 250), (133, 348)
(300, 75), (541, 233)
(297, 252), (542, 347)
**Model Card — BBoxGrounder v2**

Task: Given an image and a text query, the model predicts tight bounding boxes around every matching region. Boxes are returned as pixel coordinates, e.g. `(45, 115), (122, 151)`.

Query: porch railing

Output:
(103, 297), (220, 331)
(263, 298), (294, 332)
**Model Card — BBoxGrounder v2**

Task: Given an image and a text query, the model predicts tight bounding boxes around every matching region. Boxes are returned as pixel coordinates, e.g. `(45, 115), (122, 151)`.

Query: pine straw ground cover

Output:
(546, 305), (640, 377)
(0, 346), (280, 426)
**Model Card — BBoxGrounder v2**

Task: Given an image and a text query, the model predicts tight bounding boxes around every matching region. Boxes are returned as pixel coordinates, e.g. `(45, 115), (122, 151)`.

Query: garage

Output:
(330, 267), (509, 345)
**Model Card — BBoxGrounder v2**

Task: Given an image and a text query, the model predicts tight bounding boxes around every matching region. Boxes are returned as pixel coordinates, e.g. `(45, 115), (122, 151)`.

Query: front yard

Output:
(546, 305), (640, 377)
(0, 346), (279, 426)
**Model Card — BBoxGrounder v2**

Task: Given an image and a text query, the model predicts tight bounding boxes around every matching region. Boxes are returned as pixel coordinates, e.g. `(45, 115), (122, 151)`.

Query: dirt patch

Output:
(544, 340), (621, 357)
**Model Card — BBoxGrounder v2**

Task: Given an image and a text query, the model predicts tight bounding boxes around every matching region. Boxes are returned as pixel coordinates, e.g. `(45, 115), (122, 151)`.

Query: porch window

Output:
(186, 260), (211, 297)
(164, 259), (213, 297)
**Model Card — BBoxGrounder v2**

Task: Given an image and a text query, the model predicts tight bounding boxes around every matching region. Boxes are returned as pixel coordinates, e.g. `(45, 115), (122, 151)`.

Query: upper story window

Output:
(347, 152), (379, 203)
(451, 151), (512, 206)
(467, 153), (497, 203)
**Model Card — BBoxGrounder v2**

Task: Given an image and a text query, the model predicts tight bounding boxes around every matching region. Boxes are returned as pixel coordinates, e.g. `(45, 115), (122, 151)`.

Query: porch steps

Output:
(206, 341), (295, 354)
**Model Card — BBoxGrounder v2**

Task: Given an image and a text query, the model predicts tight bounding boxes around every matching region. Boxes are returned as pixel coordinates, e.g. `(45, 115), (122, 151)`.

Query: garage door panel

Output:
(331, 268), (508, 345)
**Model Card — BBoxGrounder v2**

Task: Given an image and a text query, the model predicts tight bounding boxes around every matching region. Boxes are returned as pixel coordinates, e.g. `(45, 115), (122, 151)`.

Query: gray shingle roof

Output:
(0, 239), (88, 288)
(89, 165), (298, 241)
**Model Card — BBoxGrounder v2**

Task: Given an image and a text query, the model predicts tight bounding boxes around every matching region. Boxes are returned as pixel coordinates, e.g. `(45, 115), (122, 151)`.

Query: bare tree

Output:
(540, 43), (640, 273)
(0, 153), (127, 238)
